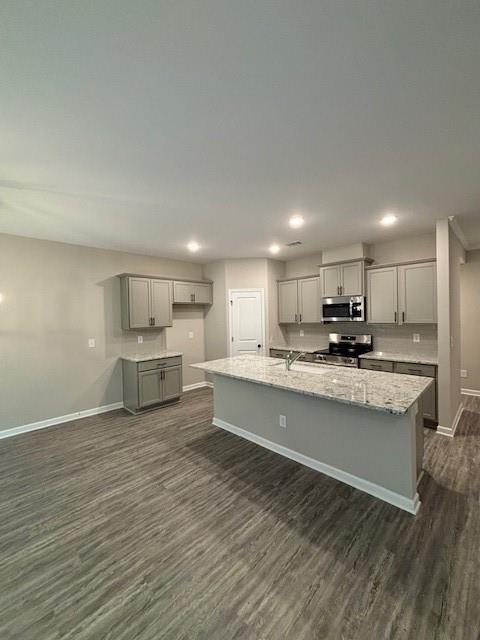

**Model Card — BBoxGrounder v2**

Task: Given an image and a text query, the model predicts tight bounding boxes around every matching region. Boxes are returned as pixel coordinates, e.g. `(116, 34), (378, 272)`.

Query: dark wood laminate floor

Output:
(1, 389), (479, 640)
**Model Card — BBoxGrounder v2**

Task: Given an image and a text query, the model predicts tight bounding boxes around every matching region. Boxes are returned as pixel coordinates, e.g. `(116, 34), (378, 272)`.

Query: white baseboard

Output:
(436, 403), (464, 438)
(213, 417), (420, 515)
(462, 388), (480, 397)
(183, 381), (213, 392)
(0, 401), (124, 440)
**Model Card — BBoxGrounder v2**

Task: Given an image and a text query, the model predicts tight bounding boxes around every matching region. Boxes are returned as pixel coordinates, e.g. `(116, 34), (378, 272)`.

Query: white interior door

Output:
(229, 290), (265, 356)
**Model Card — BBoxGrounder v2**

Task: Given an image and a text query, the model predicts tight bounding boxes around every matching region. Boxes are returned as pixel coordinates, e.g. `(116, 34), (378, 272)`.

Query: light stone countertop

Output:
(121, 351), (183, 362)
(191, 354), (432, 415)
(269, 344), (321, 354)
(359, 351), (438, 366)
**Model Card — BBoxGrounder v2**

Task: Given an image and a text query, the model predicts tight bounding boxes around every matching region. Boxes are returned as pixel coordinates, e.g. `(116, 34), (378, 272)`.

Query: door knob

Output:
(257, 344), (261, 348)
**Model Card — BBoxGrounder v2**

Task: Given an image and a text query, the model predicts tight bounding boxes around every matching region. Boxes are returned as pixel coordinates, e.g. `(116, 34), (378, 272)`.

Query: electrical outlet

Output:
(279, 415), (287, 429)
(413, 334), (420, 343)
(137, 335), (143, 344)
(299, 329), (305, 337)
(188, 331), (194, 339)
(88, 338), (96, 348)
(461, 369), (468, 378)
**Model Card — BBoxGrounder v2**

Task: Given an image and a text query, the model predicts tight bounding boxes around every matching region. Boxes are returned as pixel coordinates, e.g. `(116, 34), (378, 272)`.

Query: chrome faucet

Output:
(285, 351), (306, 371)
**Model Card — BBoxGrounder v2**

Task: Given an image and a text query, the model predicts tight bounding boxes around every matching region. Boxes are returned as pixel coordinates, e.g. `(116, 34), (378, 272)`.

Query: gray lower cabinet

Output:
(360, 358), (437, 422)
(123, 356), (183, 414)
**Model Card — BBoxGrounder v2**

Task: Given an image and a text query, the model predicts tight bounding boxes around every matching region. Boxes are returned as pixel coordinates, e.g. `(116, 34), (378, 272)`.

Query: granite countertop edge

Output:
(191, 356), (432, 416)
(359, 351), (438, 366)
(121, 351), (183, 362)
(269, 344), (321, 354)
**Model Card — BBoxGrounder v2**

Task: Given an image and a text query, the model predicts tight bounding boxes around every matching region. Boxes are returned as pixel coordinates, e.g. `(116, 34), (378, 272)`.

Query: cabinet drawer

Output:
(360, 359), (394, 373)
(394, 362), (436, 378)
(138, 356), (182, 372)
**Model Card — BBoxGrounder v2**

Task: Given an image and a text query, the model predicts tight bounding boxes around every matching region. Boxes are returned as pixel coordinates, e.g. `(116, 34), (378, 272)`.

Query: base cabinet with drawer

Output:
(122, 356), (183, 414)
(360, 358), (437, 422)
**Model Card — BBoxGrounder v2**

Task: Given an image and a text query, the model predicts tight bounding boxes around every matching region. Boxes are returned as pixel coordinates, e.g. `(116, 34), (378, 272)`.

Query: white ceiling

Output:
(1, 1), (480, 261)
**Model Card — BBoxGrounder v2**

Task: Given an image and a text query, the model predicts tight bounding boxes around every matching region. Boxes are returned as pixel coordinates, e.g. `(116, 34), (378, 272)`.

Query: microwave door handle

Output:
(349, 299), (353, 319)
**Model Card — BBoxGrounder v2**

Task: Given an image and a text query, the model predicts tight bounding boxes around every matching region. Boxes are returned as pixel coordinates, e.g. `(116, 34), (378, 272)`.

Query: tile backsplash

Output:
(276, 323), (437, 356)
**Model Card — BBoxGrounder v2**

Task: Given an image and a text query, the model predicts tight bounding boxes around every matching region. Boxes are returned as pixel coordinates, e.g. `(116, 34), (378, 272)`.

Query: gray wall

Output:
(0, 233), (206, 429)
(203, 260), (228, 362)
(203, 258), (286, 360)
(436, 220), (465, 428)
(461, 250), (480, 392)
(367, 232), (436, 265)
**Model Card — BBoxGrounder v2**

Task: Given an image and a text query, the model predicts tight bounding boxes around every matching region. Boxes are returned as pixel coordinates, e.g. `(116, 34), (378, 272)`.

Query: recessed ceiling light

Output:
(187, 241), (200, 252)
(289, 214), (304, 229)
(380, 213), (397, 226)
(269, 243), (280, 255)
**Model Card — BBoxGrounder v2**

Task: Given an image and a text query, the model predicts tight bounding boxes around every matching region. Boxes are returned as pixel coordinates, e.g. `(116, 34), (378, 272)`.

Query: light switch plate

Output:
(188, 331), (194, 339)
(88, 338), (96, 348)
(279, 415), (287, 428)
(461, 369), (468, 378)
(137, 335), (143, 344)
(299, 329), (305, 337)
(413, 333), (420, 343)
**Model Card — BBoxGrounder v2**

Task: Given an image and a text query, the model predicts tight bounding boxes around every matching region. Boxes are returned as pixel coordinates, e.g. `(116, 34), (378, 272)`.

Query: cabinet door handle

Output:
(402, 311), (405, 323)
(394, 311), (397, 323)
(152, 317), (155, 326)
(295, 313), (298, 323)
(299, 313), (302, 323)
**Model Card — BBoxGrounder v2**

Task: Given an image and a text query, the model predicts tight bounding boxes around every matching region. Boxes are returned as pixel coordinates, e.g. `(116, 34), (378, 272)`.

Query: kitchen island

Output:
(191, 354), (433, 514)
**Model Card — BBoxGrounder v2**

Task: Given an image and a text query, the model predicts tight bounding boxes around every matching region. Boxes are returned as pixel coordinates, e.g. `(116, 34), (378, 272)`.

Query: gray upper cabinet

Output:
(298, 277), (321, 323)
(320, 261), (364, 297)
(278, 280), (299, 324)
(150, 280), (173, 327)
(367, 261), (437, 325)
(341, 262), (364, 296)
(120, 276), (172, 329)
(320, 266), (341, 298)
(278, 277), (321, 324)
(192, 283), (213, 304)
(367, 267), (398, 324)
(173, 281), (213, 305)
(398, 262), (437, 324)
(128, 277), (151, 328)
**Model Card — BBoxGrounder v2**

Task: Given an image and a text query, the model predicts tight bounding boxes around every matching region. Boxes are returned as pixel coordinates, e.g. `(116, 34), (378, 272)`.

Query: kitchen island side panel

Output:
(212, 375), (418, 503)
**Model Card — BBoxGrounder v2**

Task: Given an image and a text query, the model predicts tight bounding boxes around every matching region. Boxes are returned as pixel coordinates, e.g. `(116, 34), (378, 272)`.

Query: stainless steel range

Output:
(313, 333), (373, 368)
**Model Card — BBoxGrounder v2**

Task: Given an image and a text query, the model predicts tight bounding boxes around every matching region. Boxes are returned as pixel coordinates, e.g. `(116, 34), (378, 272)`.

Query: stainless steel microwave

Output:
(322, 295), (366, 322)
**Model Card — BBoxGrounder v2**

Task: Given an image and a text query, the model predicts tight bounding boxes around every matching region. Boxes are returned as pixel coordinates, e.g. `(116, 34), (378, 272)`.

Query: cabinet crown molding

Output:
(118, 273), (213, 284)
